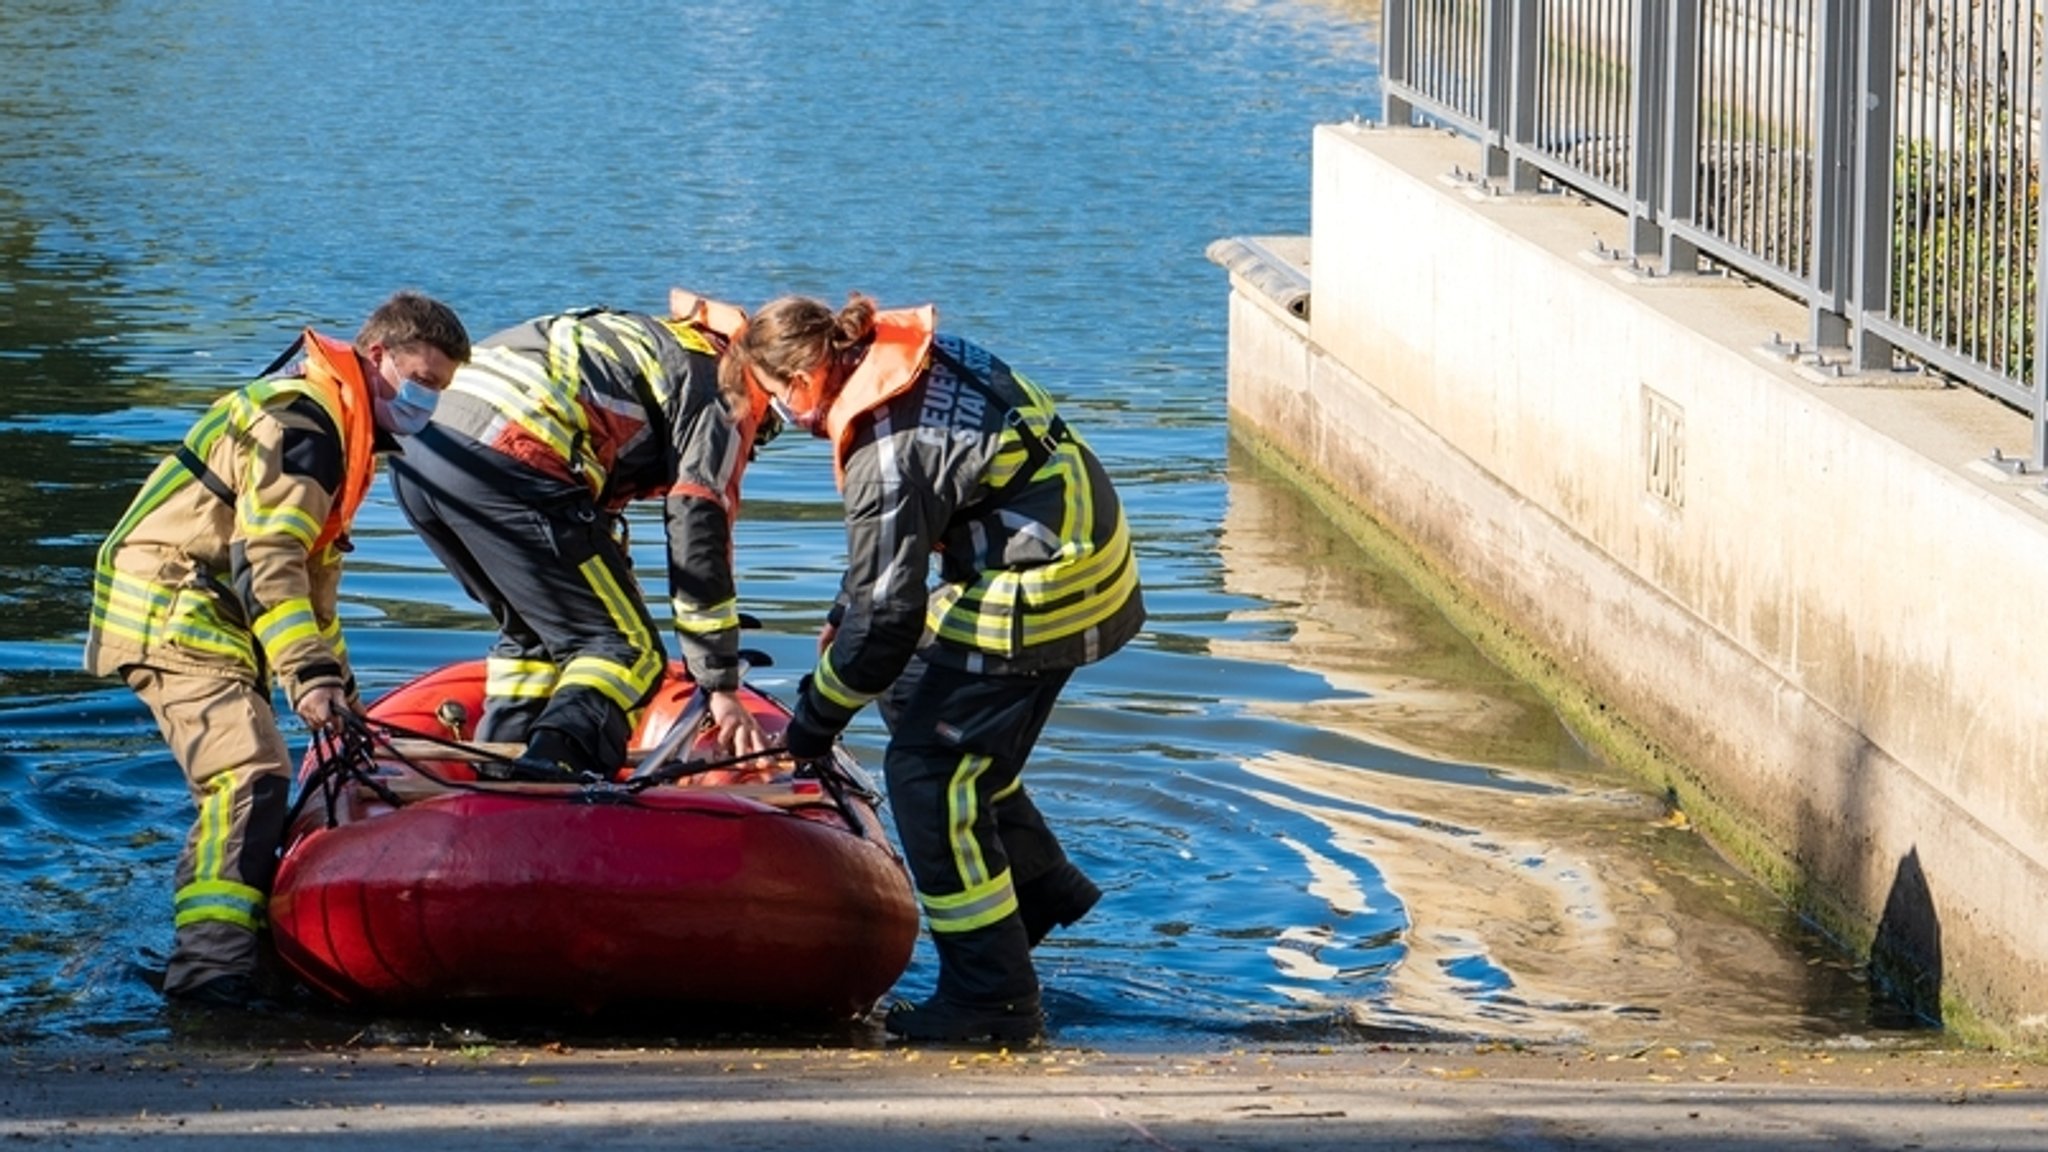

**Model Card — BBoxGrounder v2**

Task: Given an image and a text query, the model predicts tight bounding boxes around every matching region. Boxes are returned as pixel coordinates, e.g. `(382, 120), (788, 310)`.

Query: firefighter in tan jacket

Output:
(84, 292), (470, 1007)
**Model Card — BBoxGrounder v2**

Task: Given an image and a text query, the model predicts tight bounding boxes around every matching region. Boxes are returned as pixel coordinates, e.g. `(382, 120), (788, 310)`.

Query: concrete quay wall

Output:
(1218, 124), (2048, 1044)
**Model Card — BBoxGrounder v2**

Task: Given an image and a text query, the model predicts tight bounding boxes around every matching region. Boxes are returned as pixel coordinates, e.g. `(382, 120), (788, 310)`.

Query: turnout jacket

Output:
(429, 309), (763, 692)
(800, 306), (1145, 735)
(85, 330), (376, 706)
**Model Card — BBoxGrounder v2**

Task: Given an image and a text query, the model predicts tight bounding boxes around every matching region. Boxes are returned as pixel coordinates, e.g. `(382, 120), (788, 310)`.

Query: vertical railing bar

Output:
(1578, 0), (1593, 166)
(2032, 0), (2048, 460)
(1797, 0), (1815, 276)
(1794, 0), (1810, 272)
(1778, 0), (1794, 269)
(1510, 0), (1541, 188)
(1605, 0), (1620, 184)
(1664, 0), (1704, 272)
(1564, 0), (1581, 164)
(1968, 0), (1987, 365)
(1908, 0), (1928, 335)
(1995, 0), (2013, 374)
(1766, 0), (1783, 268)
(1853, 0), (1899, 370)
(1736, 0), (1753, 250)
(1756, 0), (1770, 263)
(1534, 0), (1548, 155)
(1605, 0), (1622, 188)
(1723, 0), (1739, 249)
(1922, 0), (1940, 339)
(1808, 0), (1824, 276)
(1812, 0), (1853, 344)
(1704, 0), (1719, 244)
(1755, 0), (1771, 259)
(1431, 0), (1445, 114)
(2013, 0), (2028, 377)
(1779, 0), (1793, 270)
(1629, 0), (1661, 249)
(2022, 0), (2040, 394)
(1604, 0), (1616, 179)
(1632, 0), (1648, 194)
(1962, 0), (1977, 360)
(1437, 0), (1449, 114)
(1768, 0), (1783, 259)
(1927, 0), (1943, 347)
(1386, 0), (1412, 124)
(1732, 0), (1749, 252)
(1943, 0), (1961, 355)
(1586, 0), (1598, 174)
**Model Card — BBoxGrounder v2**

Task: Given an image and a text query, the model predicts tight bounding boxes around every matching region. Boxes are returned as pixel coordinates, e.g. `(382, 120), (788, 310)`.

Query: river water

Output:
(0, 0), (1905, 1051)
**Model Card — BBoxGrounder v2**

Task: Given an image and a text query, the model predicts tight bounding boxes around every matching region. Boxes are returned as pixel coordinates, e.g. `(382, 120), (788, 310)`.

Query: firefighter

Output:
(85, 291), (473, 1007)
(723, 293), (1145, 1044)
(387, 290), (777, 780)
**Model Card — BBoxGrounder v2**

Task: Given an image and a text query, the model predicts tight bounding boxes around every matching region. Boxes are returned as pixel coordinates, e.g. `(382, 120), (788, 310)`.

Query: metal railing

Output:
(1383, 0), (2048, 468)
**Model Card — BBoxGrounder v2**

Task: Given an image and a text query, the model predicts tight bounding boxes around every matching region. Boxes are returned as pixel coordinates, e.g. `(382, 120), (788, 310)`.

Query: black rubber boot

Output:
(883, 992), (1042, 1044)
(1018, 861), (1101, 948)
(886, 917), (1042, 1044)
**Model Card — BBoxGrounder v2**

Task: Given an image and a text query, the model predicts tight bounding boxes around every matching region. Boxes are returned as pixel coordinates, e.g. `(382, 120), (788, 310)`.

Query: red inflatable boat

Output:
(268, 660), (919, 1019)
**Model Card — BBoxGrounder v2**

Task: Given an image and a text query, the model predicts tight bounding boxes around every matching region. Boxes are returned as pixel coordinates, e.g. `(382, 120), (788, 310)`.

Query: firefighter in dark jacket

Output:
(85, 291), (473, 1007)
(724, 293), (1145, 1043)
(389, 290), (776, 780)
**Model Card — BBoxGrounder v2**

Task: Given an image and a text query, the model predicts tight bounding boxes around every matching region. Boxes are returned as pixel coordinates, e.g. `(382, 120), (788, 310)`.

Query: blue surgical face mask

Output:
(379, 377), (440, 437)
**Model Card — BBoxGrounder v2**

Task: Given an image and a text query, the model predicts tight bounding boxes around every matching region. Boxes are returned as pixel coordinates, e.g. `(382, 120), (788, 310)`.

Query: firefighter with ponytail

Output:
(726, 293), (1144, 1044)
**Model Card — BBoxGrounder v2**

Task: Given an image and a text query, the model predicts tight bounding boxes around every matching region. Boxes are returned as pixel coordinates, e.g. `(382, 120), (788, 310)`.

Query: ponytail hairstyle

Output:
(719, 293), (878, 426)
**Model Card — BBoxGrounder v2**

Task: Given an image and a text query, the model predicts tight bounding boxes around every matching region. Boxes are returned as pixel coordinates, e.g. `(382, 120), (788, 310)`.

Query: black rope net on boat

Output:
(286, 714), (876, 834)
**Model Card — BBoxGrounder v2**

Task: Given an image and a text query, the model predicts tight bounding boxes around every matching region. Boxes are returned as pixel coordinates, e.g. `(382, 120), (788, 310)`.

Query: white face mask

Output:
(377, 377), (440, 437)
(771, 394), (829, 437)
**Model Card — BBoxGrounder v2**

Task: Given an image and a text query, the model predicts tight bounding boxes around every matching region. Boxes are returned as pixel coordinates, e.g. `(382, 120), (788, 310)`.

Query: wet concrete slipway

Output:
(6, 1039), (2048, 1149)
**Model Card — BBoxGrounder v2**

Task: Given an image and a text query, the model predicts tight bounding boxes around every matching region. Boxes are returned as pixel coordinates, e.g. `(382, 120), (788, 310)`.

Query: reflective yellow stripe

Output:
(1017, 497), (1128, 605)
(236, 495), (320, 545)
(91, 570), (258, 669)
(813, 650), (880, 712)
(921, 873), (1019, 935)
(195, 774), (233, 895)
(1019, 532), (1141, 646)
(456, 347), (584, 461)
(949, 752), (993, 887)
(929, 570), (1022, 651)
(555, 556), (662, 711)
(173, 878), (266, 932)
(590, 314), (667, 382)
(671, 595), (739, 635)
(253, 599), (320, 661)
(485, 658), (559, 700)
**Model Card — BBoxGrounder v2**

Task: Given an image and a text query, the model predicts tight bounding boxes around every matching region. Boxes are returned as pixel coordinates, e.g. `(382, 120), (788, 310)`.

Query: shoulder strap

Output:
(175, 334), (312, 507)
(930, 342), (1069, 520)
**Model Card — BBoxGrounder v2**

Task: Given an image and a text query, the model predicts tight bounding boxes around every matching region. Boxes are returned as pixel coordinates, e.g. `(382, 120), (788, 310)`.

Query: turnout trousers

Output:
(123, 665), (291, 996)
(878, 656), (1080, 1006)
(389, 423), (665, 776)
